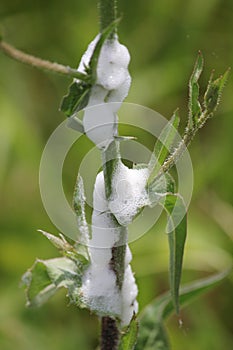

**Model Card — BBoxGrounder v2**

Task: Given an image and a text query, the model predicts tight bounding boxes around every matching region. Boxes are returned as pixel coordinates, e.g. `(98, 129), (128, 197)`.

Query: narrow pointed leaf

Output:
(73, 174), (90, 242)
(38, 229), (73, 251)
(60, 80), (91, 117)
(137, 270), (229, 350)
(162, 269), (230, 319)
(148, 111), (180, 183)
(203, 68), (230, 115)
(119, 315), (139, 350)
(164, 194), (187, 314)
(188, 51), (204, 128)
(38, 229), (89, 264)
(89, 18), (120, 82)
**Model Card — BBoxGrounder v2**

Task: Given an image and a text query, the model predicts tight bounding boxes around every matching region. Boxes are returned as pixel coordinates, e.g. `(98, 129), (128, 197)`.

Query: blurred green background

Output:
(0, 0), (232, 349)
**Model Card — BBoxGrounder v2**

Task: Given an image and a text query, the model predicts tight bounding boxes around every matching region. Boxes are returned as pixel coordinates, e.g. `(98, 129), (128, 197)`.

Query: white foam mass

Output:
(79, 35), (140, 325)
(109, 162), (150, 226)
(81, 171), (139, 324)
(81, 172), (121, 316)
(121, 264), (139, 326)
(77, 35), (131, 149)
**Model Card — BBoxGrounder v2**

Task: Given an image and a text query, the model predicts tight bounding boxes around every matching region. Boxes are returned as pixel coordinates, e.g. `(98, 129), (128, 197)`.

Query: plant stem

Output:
(0, 40), (88, 80)
(158, 111), (209, 178)
(100, 141), (127, 349)
(98, 1), (126, 347)
(100, 317), (119, 350)
(98, 0), (117, 33)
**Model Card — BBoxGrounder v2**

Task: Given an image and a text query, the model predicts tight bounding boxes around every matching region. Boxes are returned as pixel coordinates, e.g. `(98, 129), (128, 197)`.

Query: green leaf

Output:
(188, 51), (204, 128)
(148, 178), (185, 314)
(163, 194), (187, 314)
(89, 18), (120, 83)
(162, 269), (231, 319)
(119, 315), (139, 350)
(60, 80), (91, 117)
(148, 173), (175, 206)
(203, 68), (230, 115)
(22, 261), (56, 307)
(137, 270), (229, 350)
(38, 230), (73, 251)
(38, 229), (89, 265)
(148, 110), (180, 183)
(22, 257), (85, 307)
(73, 174), (90, 242)
(60, 19), (120, 118)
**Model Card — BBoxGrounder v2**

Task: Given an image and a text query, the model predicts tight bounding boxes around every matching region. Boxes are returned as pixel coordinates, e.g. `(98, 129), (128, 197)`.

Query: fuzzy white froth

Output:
(125, 245), (132, 267)
(121, 257), (138, 326)
(81, 263), (121, 316)
(109, 163), (150, 226)
(77, 35), (131, 149)
(83, 102), (118, 149)
(92, 169), (108, 212)
(96, 39), (130, 90)
(81, 170), (139, 323)
(81, 171), (121, 316)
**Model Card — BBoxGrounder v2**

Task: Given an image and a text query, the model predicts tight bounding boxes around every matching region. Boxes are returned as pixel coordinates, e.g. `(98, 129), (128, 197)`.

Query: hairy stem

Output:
(0, 40), (88, 80)
(158, 111), (210, 177)
(100, 317), (119, 350)
(98, 0), (117, 34)
(101, 140), (127, 289)
(98, 2), (125, 345)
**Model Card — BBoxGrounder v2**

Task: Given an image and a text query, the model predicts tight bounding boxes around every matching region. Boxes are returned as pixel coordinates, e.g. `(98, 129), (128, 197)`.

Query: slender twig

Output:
(158, 111), (210, 177)
(0, 40), (88, 81)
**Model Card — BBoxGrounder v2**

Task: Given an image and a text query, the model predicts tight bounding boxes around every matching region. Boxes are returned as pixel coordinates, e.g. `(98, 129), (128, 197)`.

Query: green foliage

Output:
(149, 176), (187, 316)
(60, 81), (91, 117)
(88, 18), (120, 83)
(188, 51), (204, 128)
(73, 174), (90, 242)
(60, 18), (119, 117)
(0, 1), (231, 350)
(148, 173), (186, 315)
(188, 52), (230, 131)
(22, 257), (84, 307)
(119, 315), (139, 350)
(164, 194), (187, 314)
(39, 230), (89, 264)
(21, 231), (89, 308)
(148, 110), (180, 182)
(203, 68), (230, 115)
(136, 271), (229, 350)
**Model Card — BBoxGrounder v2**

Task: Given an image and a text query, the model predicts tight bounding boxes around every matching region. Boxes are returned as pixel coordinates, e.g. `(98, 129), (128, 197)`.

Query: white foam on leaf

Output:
(109, 162), (150, 226)
(77, 35), (131, 149)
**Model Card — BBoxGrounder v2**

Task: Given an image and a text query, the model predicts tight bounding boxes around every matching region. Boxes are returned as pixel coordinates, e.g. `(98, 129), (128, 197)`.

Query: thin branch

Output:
(158, 111), (210, 177)
(0, 40), (88, 81)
